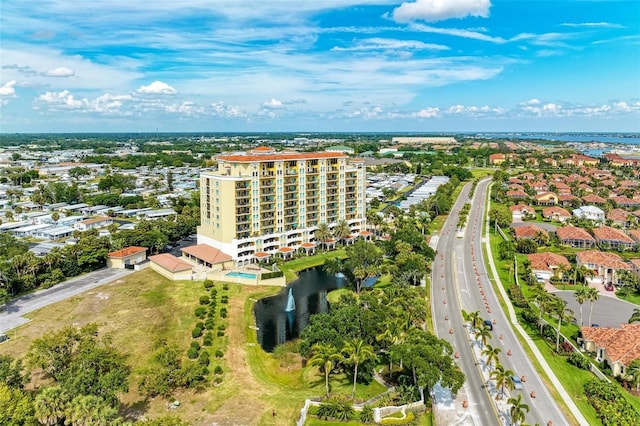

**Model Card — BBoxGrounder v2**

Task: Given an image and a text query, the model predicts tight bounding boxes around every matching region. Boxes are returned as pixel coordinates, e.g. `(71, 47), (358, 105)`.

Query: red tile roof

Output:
(527, 252), (570, 272)
(514, 224), (547, 239)
(149, 254), (193, 272)
(556, 224), (595, 242)
(509, 204), (534, 213)
(217, 152), (348, 162)
(582, 194), (607, 204)
(581, 324), (640, 364)
(607, 208), (631, 222)
(628, 230), (640, 243)
(108, 246), (147, 258)
(592, 226), (635, 244)
(542, 206), (571, 218)
(181, 244), (232, 264)
(576, 250), (630, 270)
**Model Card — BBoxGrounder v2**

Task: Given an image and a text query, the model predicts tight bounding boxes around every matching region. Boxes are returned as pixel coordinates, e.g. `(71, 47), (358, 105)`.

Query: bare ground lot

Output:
(0, 269), (311, 425)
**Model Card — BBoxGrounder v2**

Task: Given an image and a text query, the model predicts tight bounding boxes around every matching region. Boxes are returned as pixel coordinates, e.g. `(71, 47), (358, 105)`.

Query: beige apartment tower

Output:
(197, 147), (366, 263)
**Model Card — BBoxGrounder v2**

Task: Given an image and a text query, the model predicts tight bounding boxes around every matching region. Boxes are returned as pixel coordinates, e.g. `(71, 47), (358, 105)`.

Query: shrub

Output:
(380, 411), (415, 425)
(214, 376), (223, 385)
(219, 307), (227, 318)
(198, 352), (210, 366)
(199, 296), (210, 305)
(192, 327), (203, 338)
(216, 330), (224, 337)
(520, 307), (538, 324)
(196, 321), (204, 330)
(584, 379), (640, 424)
(568, 352), (591, 370)
(261, 271), (284, 280)
(187, 347), (199, 359)
(359, 405), (374, 423)
(203, 280), (214, 289)
(190, 341), (200, 350)
(220, 296), (228, 304)
(194, 307), (206, 318)
(222, 283), (229, 291)
(508, 285), (528, 308)
(215, 349), (224, 358)
(203, 335), (213, 346)
(560, 341), (574, 354)
(214, 365), (223, 375)
(205, 319), (215, 329)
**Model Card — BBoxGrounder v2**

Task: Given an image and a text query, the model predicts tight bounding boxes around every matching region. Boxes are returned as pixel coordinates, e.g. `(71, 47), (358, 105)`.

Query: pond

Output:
(253, 266), (346, 352)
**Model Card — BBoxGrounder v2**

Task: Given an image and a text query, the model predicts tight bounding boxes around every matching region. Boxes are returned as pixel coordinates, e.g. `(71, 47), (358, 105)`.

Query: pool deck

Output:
(207, 266), (286, 286)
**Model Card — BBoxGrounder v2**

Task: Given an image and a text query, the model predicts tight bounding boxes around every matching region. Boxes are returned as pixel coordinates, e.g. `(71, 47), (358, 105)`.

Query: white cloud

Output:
(0, 80), (18, 105)
(45, 66), (75, 77)
(393, 0), (491, 23)
(136, 80), (177, 95)
(413, 107), (440, 118)
(332, 38), (449, 52)
(560, 22), (624, 29)
(211, 101), (246, 118)
(262, 98), (283, 108)
(517, 99), (640, 118)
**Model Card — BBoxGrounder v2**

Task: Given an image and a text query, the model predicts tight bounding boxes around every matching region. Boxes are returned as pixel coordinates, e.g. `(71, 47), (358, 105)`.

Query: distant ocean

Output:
(473, 133), (640, 145)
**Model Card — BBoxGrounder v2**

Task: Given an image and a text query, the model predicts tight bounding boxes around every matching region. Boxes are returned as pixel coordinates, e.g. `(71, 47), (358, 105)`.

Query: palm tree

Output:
(34, 386), (69, 426)
(627, 360), (640, 392)
(309, 343), (342, 397)
(508, 393), (530, 425)
(550, 296), (574, 352)
(530, 284), (553, 333)
(462, 309), (482, 331)
(586, 286), (600, 327)
(341, 338), (377, 398)
(333, 219), (351, 244)
(415, 212), (431, 235)
(475, 325), (492, 348)
(490, 364), (515, 399)
(481, 344), (501, 371)
(315, 222), (332, 250)
(575, 286), (589, 326)
(628, 308), (640, 324)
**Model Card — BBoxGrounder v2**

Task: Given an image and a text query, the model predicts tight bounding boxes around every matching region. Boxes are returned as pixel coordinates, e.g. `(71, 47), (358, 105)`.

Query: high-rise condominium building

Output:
(197, 146), (366, 263)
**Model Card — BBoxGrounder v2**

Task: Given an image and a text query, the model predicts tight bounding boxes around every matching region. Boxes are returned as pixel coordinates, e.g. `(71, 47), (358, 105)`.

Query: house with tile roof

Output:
(534, 192), (558, 206)
(527, 252), (570, 280)
(592, 226), (637, 250)
(580, 324), (640, 377)
(506, 189), (528, 200)
(149, 253), (193, 280)
(509, 204), (536, 220)
(107, 246), (147, 269)
(556, 225), (596, 248)
(582, 194), (607, 205)
(630, 259), (640, 280)
(628, 230), (640, 245)
(489, 153), (507, 165)
(542, 206), (572, 223)
(607, 208), (635, 228)
(576, 250), (631, 285)
(612, 195), (640, 209)
(514, 224), (548, 240)
(181, 244), (234, 272)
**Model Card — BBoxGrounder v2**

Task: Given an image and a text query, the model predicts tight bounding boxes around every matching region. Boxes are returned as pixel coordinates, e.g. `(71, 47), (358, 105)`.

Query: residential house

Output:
(580, 324), (640, 377)
(582, 194), (607, 205)
(556, 224), (596, 248)
(612, 195), (640, 209)
(628, 230), (640, 245)
(576, 250), (631, 285)
(506, 190), (528, 200)
(527, 252), (571, 280)
(558, 194), (579, 207)
(607, 208), (635, 228)
(630, 258), (640, 280)
(509, 204), (536, 221)
(542, 206), (572, 223)
(149, 253), (193, 280)
(74, 216), (113, 231)
(514, 224), (548, 241)
(592, 226), (637, 250)
(573, 205), (605, 222)
(489, 153), (507, 165)
(534, 192), (558, 206)
(603, 153), (636, 167)
(107, 246), (148, 269)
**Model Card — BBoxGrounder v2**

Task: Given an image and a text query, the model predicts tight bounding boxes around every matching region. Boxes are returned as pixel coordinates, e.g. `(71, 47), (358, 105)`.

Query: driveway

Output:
(551, 289), (639, 327)
(1, 267), (134, 334)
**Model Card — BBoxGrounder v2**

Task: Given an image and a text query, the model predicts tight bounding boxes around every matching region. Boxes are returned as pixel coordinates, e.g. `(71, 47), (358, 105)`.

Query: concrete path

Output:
(1, 267), (134, 334)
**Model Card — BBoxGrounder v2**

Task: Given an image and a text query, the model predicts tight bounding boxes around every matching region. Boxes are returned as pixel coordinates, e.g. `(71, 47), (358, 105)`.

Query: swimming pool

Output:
(226, 271), (258, 279)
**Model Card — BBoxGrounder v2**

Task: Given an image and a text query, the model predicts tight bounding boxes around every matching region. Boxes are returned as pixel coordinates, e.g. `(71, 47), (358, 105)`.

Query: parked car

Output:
(605, 283), (614, 291)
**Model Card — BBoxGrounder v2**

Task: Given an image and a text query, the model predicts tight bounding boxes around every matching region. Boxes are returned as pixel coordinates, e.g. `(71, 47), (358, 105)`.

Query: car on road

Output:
(512, 375), (524, 390)
(483, 319), (493, 330)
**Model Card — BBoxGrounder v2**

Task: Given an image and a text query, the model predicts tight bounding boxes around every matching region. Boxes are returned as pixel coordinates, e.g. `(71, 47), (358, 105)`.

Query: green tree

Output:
(575, 286), (589, 326)
(0, 383), (34, 425)
(315, 223), (332, 250)
(586, 286), (600, 327)
(34, 385), (70, 426)
(628, 308), (640, 324)
(309, 343), (342, 397)
(481, 344), (501, 372)
(490, 364), (515, 399)
(333, 219), (351, 244)
(475, 325), (492, 348)
(341, 338), (376, 398)
(550, 296), (574, 352)
(343, 240), (382, 295)
(508, 393), (530, 425)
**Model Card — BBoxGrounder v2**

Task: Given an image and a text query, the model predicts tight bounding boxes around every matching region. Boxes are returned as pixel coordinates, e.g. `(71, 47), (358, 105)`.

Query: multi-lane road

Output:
(432, 178), (567, 426)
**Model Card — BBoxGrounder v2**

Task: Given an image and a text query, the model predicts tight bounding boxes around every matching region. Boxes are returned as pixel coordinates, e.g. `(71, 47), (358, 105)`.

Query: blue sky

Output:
(1, 0), (639, 133)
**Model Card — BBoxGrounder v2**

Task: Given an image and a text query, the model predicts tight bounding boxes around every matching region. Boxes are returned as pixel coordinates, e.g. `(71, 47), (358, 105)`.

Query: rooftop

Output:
(149, 253), (193, 272)
(576, 250), (630, 269)
(108, 246), (147, 258)
(556, 224), (595, 241)
(182, 244), (232, 264)
(592, 226), (635, 244)
(527, 252), (570, 271)
(581, 323), (640, 365)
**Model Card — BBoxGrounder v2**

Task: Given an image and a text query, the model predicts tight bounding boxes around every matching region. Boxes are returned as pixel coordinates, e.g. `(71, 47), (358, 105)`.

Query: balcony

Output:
(261, 220), (275, 227)
(262, 204), (275, 212)
(285, 209), (298, 216)
(261, 196), (275, 203)
(306, 168), (319, 174)
(236, 190), (250, 198)
(260, 180), (274, 187)
(236, 207), (250, 215)
(261, 213), (275, 220)
(261, 171), (275, 177)
(235, 182), (250, 189)
(237, 215), (250, 223)
(284, 177), (297, 184)
(284, 185), (298, 193)
(261, 188), (275, 195)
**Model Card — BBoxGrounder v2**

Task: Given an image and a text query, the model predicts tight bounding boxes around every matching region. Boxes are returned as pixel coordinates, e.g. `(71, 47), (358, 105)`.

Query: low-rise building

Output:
(527, 252), (571, 280)
(573, 205), (605, 222)
(107, 246), (148, 269)
(576, 250), (631, 285)
(542, 206), (572, 223)
(149, 253), (193, 280)
(74, 216), (113, 231)
(580, 324), (640, 377)
(592, 226), (637, 250)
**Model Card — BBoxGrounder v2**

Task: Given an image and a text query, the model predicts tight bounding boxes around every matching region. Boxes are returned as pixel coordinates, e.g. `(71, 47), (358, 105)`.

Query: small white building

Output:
(573, 205), (605, 222)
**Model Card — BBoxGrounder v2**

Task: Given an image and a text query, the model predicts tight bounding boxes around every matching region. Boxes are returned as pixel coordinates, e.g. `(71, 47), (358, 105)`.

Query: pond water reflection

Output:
(253, 267), (345, 352)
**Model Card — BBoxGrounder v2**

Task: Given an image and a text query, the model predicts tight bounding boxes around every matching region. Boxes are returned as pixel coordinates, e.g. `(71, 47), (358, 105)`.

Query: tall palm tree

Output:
(315, 222), (332, 250)
(474, 325), (492, 348)
(333, 219), (351, 244)
(415, 212), (431, 235)
(530, 284), (553, 334)
(309, 343), (342, 397)
(481, 344), (501, 371)
(586, 286), (600, 327)
(574, 286), (589, 326)
(508, 393), (530, 425)
(341, 338), (377, 398)
(550, 296), (574, 352)
(490, 364), (515, 399)
(462, 309), (483, 331)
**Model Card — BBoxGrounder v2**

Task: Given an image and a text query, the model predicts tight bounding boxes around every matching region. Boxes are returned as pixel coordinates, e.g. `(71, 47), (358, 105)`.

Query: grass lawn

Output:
(278, 249), (347, 283)
(469, 168), (494, 179)
(617, 291), (640, 306)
